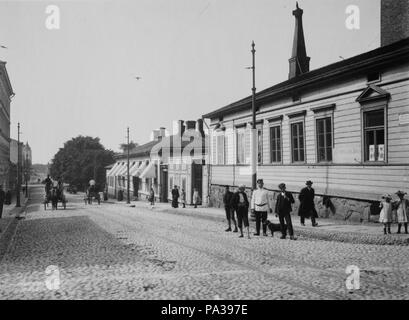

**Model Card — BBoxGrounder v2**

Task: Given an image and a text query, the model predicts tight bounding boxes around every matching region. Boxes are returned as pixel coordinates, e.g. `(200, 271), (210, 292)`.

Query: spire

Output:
(288, 2), (310, 79)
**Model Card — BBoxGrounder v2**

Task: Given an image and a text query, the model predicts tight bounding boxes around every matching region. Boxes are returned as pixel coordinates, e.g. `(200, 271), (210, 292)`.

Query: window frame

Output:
(269, 123), (282, 164)
(290, 120), (306, 164)
(361, 104), (388, 164)
(215, 133), (225, 165)
(315, 116), (334, 163)
(236, 126), (247, 165)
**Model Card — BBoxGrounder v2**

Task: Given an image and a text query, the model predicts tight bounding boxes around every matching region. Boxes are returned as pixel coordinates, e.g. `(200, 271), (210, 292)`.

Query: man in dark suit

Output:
(298, 180), (318, 226)
(171, 185), (179, 208)
(274, 183), (296, 240)
(223, 186), (237, 232)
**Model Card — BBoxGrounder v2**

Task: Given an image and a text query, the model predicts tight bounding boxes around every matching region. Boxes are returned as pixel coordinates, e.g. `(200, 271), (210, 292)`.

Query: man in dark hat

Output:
(250, 179), (272, 236)
(275, 183), (296, 240)
(298, 180), (318, 226)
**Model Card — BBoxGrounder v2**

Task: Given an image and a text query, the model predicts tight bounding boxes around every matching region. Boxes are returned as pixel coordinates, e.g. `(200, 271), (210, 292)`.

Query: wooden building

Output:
(203, 3), (409, 220)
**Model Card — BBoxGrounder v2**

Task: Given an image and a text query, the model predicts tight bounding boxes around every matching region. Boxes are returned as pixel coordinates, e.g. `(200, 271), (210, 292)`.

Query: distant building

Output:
(0, 61), (14, 189)
(106, 121), (209, 206)
(203, 3), (409, 220)
(9, 139), (23, 190)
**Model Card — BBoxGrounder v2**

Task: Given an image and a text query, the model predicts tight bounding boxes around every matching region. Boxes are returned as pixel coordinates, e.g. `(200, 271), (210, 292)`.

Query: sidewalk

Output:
(0, 194), (29, 261)
(107, 198), (409, 246)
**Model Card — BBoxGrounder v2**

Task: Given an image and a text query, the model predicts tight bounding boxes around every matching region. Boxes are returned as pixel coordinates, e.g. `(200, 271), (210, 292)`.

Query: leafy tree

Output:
(119, 141), (138, 153)
(49, 136), (115, 192)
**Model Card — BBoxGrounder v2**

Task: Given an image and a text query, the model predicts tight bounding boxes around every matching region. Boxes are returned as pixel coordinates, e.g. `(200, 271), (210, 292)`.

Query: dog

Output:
(263, 220), (287, 237)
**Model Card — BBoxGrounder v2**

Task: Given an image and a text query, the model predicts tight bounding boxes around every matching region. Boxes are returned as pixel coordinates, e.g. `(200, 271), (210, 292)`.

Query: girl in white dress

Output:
(394, 191), (408, 234)
(379, 194), (392, 234)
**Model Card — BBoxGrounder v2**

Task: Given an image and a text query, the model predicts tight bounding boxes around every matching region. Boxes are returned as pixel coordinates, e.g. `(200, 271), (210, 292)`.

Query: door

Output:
(191, 163), (203, 205)
(160, 165), (168, 202)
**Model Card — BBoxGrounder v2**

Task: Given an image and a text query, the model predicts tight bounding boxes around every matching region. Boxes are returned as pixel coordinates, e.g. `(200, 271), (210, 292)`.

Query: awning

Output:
(115, 163), (127, 176)
(107, 162), (122, 176)
(106, 162), (119, 176)
(116, 162), (137, 177)
(133, 161), (147, 177)
(129, 162), (142, 176)
(140, 162), (156, 179)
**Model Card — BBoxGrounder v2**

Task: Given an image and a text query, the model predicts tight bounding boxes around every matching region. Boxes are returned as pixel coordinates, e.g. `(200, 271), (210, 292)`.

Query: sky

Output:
(0, 0), (380, 164)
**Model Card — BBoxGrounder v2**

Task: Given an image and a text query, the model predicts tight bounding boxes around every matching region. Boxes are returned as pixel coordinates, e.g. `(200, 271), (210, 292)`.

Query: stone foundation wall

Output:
(209, 184), (380, 223)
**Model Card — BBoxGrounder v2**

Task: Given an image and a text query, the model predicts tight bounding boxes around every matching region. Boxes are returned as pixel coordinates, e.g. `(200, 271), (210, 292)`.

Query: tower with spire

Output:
(288, 2), (310, 79)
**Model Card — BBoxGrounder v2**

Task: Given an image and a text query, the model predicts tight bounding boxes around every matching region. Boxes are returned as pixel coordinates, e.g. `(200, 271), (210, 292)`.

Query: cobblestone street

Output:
(0, 186), (408, 300)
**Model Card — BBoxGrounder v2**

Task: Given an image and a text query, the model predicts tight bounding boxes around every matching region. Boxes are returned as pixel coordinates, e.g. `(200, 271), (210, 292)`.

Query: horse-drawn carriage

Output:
(44, 185), (67, 210)
(84, 180), (101, 205)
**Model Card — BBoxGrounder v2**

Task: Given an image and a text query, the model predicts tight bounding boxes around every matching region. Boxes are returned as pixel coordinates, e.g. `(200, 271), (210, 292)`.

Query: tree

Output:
(49, 136), (115, 192)
(119, 141), (138, 153)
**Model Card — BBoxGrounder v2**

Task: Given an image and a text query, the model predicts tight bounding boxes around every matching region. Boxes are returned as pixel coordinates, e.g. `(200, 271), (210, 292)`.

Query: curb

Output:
(0, 198), (30, 262)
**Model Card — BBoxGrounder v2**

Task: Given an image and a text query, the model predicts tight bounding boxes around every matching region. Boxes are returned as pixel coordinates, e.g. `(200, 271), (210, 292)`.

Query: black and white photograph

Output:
(0, 0), (409, 305)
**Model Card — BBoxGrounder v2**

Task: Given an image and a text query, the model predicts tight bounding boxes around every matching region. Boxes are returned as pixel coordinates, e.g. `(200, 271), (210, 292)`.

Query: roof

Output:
(202, 38), (409, 119)
(115, 140), (160, 160)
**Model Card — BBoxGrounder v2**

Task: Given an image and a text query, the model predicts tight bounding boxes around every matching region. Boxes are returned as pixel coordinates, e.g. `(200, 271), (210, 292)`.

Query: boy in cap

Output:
(274, 183), (296, 240)
(298, 180), (318, 227)
(250, 179), (272, 236)
(393, 191), (408, 234)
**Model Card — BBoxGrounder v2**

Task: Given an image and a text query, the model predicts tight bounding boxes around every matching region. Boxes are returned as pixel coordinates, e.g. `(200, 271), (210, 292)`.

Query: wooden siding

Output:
(211, 164), (409, 201)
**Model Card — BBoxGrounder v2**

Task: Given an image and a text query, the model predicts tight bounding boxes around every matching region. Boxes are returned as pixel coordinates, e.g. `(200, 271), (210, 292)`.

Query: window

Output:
(257, 127), (263, 164)
(236, 129), (246, 164)
(291, 122), (305, 162)
(316, 117), (333, 162)
(270, 126), (281, 163)
(364, 109), (385, 162)
(169, 177), (173, 191)
(216, 135), (225, 165)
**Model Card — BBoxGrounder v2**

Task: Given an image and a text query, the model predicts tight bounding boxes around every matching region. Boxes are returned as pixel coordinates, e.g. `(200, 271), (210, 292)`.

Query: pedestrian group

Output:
(223, 179), (320, 240)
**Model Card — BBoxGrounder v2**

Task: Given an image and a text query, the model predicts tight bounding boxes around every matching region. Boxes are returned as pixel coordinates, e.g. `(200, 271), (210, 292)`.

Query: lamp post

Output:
(250, 41), (257, 191)
(25, 153), (28, 198)
(126, 127), (130, 204)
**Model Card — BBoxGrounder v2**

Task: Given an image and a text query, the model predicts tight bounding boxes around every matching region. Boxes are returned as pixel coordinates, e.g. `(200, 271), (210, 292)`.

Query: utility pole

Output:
(25, 153), (28, 198)
(126, 127), (130, 204)
(251, 41), (257, 191)
(16, 123), (21, 207)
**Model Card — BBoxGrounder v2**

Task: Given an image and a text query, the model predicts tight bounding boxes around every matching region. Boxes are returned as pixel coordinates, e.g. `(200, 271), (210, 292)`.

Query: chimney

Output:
(158, 127), (166, 139)
(151, 129), (160, 141)
(196, 119), (204, 137)
(381, 0), (409, 46)
(174, 120), (185, 136)
(288, 2), (310, 79)
(185, 120), (196, 131)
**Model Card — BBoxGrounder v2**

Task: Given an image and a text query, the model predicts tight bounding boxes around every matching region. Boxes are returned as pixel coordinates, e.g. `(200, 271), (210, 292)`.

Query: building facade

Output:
(203, 4), (409, 221)
(0, 61), (13, 189)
